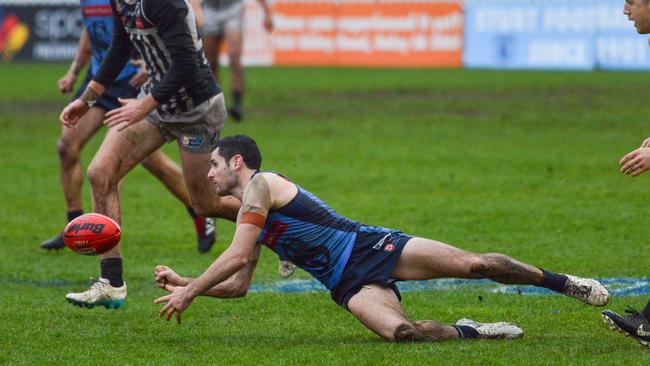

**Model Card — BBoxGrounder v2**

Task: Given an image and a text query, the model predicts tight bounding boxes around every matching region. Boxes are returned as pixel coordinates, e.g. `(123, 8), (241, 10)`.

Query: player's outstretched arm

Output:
(155, 245), (261, 298)
(154, 224), (262, 323)
(154, 174), (273, 323)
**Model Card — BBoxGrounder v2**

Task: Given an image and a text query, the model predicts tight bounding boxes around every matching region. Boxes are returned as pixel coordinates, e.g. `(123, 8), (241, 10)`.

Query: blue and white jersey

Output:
(80, 0), (138, 81)
(258, 186), (360, 290)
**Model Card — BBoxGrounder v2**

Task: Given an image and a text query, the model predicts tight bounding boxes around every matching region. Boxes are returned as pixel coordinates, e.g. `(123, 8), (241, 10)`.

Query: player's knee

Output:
(56, 139), (80, 166)
(87, 161), (118, 192)
(469, 254), (492, 278)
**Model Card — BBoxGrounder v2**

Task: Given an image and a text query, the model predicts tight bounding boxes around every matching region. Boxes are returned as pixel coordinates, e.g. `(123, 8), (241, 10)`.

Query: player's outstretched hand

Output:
(155, 265), (187, 289)
(104, 97), (155, 131)
(154, 284), (193, 324)
(58, 72), (76, 94)
(59, 99), (89, 129)
(619, 147), (650, 176)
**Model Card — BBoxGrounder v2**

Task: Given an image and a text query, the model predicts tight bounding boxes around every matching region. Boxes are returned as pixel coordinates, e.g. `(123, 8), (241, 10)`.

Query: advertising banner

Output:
(0, 3), (81, 62)
(463, 0), (650, 70)
(268, 0), (463, 67)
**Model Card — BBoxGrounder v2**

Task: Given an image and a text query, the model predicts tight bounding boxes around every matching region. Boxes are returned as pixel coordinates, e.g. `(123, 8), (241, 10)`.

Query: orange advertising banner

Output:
(240, 0), (463, 68)
(268, 0), (463, 67)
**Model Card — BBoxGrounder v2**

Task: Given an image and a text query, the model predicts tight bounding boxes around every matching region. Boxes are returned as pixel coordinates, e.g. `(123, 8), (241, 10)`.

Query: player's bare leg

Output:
(41, 107), (105, 250)
(178, 147), (239, 220)
(66, 119), (166, 309)
(347, 284), (522, 342)
(225, 25), (244, 121)
(203, 34), (222, 81)
(90, 120), (166, 254)
(141, 150), (217, 252)
(391, 238), (609, 306)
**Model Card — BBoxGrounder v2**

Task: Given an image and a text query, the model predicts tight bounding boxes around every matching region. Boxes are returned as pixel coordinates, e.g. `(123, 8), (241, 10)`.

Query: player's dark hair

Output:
(215, 135), (262, 170)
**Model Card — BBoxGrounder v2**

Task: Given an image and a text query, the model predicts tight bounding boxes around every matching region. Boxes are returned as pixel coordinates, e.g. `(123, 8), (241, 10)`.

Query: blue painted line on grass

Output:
(247, 277), (650, 297)
(5, 277), (650, 297)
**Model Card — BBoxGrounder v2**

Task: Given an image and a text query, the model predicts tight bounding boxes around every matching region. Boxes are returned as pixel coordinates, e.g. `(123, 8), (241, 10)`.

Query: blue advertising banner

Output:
(463, 0), (650, 70)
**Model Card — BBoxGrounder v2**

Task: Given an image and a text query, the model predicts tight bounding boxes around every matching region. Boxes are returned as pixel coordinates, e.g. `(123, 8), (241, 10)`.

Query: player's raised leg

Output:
(391, 238), (609, 306)
(66, 120), (165, 309)
(347, 284), (523, 342)
(141, 150), (217, 253)
(41, 107), (106, 250)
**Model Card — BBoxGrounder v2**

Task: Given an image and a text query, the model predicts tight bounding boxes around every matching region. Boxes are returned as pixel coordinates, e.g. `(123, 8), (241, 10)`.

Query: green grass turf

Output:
(2, 63), (650, 364)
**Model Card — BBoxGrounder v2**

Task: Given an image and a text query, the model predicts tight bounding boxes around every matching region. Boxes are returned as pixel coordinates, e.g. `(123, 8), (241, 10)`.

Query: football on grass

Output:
(63, 213), (121, 255)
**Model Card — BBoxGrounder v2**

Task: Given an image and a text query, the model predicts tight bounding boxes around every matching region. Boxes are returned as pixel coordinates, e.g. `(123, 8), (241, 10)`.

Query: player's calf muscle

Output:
(470, 253), (542, 284)
(393, 322), (452, 343)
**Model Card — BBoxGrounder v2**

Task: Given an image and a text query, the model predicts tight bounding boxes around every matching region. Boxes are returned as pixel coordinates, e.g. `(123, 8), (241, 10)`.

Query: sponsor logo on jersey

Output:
(182, 135), (203, 149)
(262, 221), (288, 249)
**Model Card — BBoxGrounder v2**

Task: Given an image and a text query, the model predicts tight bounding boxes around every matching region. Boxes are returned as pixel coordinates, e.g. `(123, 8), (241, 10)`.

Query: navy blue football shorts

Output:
(74, 73), (138, 112)
(330, 225), (413, 311)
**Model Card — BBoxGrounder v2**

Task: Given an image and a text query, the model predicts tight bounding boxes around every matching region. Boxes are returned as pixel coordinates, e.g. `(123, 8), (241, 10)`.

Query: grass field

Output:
(2, 64), (650, 365)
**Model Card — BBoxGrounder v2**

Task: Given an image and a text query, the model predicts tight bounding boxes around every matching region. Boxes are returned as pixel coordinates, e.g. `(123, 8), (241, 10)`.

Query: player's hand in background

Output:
(59, 99), (89, 129)
(58, 72), (77, 94)
(620, 147), (650, 176)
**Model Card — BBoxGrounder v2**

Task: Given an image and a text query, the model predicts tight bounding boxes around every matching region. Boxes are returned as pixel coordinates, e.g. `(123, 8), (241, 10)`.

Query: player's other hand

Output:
(620, 147), (650, 176)
(59, 99), (89, 129)
(155, 265), (186, 289)
(58, 72), (77, 94)
(104, 96), (156, 131)
(154, 284), (194, 324)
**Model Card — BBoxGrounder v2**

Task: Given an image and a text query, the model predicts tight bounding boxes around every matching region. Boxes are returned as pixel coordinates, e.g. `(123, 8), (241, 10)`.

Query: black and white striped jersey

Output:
(94, 0), (220, 114)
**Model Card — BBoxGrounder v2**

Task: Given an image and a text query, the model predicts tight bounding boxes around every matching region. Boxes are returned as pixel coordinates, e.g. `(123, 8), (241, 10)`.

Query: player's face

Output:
(625, 0), (650, 34)
(208, 148), (238, 196)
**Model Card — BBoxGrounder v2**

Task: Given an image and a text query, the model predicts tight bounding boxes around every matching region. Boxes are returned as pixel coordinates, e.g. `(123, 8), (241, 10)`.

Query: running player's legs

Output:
(57, 107), (105, 211)
(203, 34), (223, 80)
(391, 237), (544, 285)
(178, 148), (239, 220)
(141, 150), (191, 206)
(87, 120), (166, 259)
(224, 21), (243, 93)
(347, 284), (459, 342)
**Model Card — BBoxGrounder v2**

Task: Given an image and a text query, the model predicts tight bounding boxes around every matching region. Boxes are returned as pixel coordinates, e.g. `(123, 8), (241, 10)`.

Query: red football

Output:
(63, 213), (121, 255)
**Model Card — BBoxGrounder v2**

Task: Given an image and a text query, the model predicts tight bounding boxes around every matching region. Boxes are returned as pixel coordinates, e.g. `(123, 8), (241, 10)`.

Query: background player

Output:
(201, 0), (273, 121)
(601, 0), (650, 349)
(153, 135), (609, 342)
(59, 0), (242, 309)
(41, 1), (216, 253)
